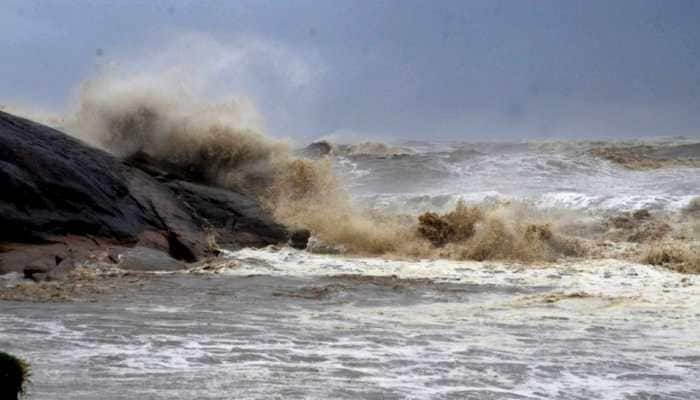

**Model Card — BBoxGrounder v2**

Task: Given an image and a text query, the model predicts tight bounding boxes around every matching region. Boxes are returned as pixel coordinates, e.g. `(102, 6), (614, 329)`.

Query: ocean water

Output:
(1, 251), (699, 399)
(338, 141), (699, 214)
(1, 140), (699, 399)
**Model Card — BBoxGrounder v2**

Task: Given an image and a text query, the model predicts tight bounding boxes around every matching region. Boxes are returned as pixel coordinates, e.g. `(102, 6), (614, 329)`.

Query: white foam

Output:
(341, 145), (700, 215)
(219, 247), (700, 308)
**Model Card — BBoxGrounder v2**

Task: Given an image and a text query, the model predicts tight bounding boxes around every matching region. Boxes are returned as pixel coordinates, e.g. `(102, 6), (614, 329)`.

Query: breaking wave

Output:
(24, 71), (694, 268)
(56, 76), (594, 262)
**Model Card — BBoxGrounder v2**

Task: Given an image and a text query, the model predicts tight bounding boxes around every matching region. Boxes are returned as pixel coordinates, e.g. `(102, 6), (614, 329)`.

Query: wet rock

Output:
(117, 246), (187, 272)
(47, 258), (78, 281)
(2, 239), (94, 275)
(165, 180), (289, 248)
(22, 256), (55, 282)
(289, 229), (311, 249)
(124, 170), (207, 261)
(0, 111), (293, 275)
(0, 110), (147, 243)
(0, 111), (210, 268)
(126, 152), (289, 248)
(21, 255), (76, 282)
(301, 141), (333, 158)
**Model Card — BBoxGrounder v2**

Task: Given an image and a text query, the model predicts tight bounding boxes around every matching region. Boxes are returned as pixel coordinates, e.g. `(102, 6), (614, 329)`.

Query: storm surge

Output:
(42, 75), (697, 269)
(63, 76), (416, 256)
(57, 76), (598, 263)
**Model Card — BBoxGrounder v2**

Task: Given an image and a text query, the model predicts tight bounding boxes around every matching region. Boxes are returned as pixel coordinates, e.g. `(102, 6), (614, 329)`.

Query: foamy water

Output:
(2, 248), (699, 399)
(340, 141), (700, 214)
(1, 140), (699, 399)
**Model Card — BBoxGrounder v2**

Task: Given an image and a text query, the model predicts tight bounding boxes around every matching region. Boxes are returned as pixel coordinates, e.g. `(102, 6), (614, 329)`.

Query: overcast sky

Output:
(1, 0), (699, 140)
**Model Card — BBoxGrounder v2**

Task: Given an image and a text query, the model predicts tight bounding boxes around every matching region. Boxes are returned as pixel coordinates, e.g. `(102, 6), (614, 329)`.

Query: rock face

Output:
(124, 152), (291, 248)
(0, 111), (150, 243)
(166, 180), (289, 248)
(0, 111), (299, 275)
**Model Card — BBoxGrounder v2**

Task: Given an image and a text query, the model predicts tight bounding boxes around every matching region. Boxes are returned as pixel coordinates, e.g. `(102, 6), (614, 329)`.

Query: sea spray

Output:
(54, 75), (699, 268)
(65, 76), (422, 255)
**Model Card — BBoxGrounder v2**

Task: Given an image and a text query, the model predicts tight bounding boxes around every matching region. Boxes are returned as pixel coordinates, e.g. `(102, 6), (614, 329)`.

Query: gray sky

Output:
(1, 0), (699, 140)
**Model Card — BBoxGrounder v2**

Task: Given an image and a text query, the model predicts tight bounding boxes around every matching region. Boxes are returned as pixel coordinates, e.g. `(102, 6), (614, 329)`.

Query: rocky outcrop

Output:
(124, 152), (290, 248)
(0, 111), (151, 243)
(0, 111), (303, 275)
(300, 140), (333, 158)
(166, 180), (289, 248)
(289, 229), (311, 250)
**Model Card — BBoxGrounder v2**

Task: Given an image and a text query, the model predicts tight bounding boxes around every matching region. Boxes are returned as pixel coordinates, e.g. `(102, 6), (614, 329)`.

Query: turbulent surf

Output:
(2, 78), (699, 400)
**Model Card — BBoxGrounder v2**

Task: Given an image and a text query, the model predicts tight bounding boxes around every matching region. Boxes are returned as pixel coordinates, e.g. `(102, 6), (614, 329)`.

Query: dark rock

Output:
(301, 141), (333, 158)
(20, 253), (76, 282)
(123, 169), (207, 261)
(0, 111), (209, 270)
(165, 180), (289, 248)
(0, 110), (146, 243)
(2, 239), (89, 275)
(289, 229), (311, 249)
(0, 111), (291, 275)
(124, 151), (204, 183)
(23, 261), (52, 282)
(23, 270), (48, 282)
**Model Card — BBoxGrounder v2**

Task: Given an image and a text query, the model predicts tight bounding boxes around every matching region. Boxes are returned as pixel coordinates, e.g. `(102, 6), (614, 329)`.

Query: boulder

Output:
(300, 140), (333, 158)
(289, 229), (311, 250)
(117, 246), (187, 272)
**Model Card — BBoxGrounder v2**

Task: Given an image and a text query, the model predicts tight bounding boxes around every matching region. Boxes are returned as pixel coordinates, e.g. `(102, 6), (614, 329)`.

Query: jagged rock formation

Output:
(0, 111), (302, 275)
